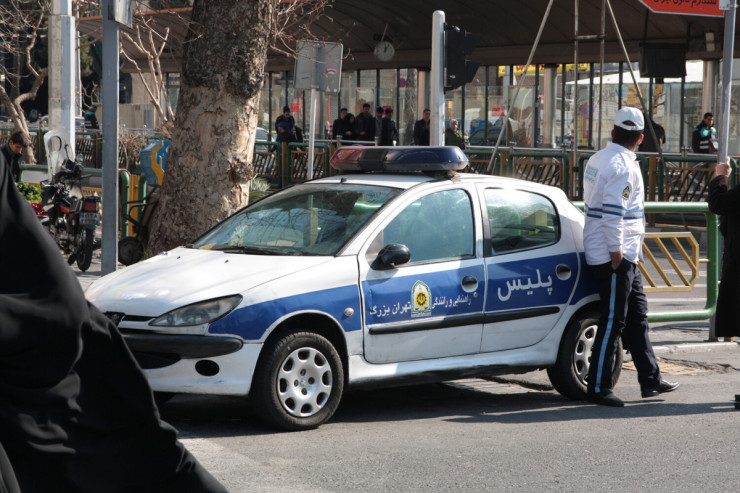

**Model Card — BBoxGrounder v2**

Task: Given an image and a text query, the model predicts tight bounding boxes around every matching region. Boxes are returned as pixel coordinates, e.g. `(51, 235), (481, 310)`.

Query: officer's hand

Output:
(716, 158), (731, 177)
(610, 251), (623, 271)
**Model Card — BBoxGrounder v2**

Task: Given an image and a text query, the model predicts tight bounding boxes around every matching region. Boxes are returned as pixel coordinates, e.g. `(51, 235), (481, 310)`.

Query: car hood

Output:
(85, 247), (334, 317)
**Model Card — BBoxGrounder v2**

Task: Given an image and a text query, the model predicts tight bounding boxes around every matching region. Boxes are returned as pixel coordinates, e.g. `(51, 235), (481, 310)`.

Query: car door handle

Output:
(461, 275), (478, 291)
(556, 264), (572, 281)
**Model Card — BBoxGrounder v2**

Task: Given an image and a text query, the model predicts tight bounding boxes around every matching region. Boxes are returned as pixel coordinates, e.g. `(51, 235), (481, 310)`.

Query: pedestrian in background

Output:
(707, 157), (740, 342)
(332, 108), (348, 141)
(342, 113), (358, 143)
(637, 113), (664, 153)
(355, 103), (374, 142)
(413, 109), (431, 146)
(374, 106), (384, 144)
(692, 112), (717, 154)
(275, 105), (296, 136)
(445, 119), (465, 150)
(0, 131), (26, 183)
(379, 107), (398, 146)
(582, 106), (678, 407)
(84, 105), (99, 130)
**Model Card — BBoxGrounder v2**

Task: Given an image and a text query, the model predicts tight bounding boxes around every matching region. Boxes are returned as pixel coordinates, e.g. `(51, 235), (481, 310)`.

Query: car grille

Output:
(105, 312), (153, 327)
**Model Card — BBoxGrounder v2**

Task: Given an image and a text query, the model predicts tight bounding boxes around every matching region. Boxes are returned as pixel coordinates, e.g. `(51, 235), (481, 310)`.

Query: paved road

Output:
(73, 251), (740, 492)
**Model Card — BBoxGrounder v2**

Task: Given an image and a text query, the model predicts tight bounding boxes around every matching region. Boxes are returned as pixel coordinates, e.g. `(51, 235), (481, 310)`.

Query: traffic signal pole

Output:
(430, 10), (445, 146)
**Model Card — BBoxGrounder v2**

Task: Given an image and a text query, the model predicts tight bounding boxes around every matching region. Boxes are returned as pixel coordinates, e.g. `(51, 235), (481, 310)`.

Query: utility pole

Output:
(48, 0), (76, 156)
(430, 11), (445, 146)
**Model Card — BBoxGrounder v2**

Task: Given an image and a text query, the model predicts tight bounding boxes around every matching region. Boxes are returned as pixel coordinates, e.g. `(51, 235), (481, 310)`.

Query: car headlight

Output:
(149, 295), (242, 327)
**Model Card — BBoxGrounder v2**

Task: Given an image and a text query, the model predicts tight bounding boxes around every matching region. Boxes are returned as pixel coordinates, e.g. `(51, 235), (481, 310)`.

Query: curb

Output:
(653, 342), (738, 354)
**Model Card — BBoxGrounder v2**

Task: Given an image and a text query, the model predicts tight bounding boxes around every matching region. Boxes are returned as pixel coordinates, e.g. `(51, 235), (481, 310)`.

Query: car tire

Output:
(547, 310), (622, 400)
(252, 330), (344, 431)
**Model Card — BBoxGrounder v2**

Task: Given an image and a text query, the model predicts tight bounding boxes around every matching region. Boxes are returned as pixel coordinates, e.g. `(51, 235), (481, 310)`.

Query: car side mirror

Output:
(372, 243), (411, 270)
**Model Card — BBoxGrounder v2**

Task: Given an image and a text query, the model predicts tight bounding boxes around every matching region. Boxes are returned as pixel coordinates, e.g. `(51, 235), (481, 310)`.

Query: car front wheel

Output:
(547, 310), (623, 400)
(252, 330), (344, 431)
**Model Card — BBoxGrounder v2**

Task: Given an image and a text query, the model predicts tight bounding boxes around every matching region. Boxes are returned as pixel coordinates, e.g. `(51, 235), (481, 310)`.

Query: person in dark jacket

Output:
(413, 109), (431, 146)
(379, 107), (398, 146)
(341, 113), (358, 143)
(355, 103), (374, 142)
(0, 145), (227, 492)
(276, 120), (297, 143)
(708, 157), (740, 341)
(692, 112), (717, 154)
(0, 131), (26, 183)
(84, 105), (99, 129)
(275, 106), (296, 136)
(444, 119), (465, 149)
(637, 114), (665, 153)
(332, 108), (348, 140)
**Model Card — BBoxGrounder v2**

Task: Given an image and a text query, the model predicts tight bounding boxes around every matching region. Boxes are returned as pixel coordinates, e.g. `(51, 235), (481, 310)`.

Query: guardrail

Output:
(574, 201), (719, 328)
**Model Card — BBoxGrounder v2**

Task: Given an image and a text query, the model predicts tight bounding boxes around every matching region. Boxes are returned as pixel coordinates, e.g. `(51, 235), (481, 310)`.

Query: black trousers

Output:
(587, 260), (661, 395)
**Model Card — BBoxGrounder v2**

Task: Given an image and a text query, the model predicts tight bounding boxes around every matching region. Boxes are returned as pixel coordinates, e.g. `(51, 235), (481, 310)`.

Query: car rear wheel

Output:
(547, 310), (622, 400)
(252, 330), (344, 431)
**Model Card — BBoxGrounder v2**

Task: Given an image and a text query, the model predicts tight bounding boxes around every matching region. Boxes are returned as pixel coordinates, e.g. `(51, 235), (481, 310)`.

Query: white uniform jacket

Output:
(582, 141), (645, 266)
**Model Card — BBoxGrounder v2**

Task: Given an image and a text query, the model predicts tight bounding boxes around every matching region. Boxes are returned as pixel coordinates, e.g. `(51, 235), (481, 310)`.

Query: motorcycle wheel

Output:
(118, 236), (144, 266)
(76, 227), (95, 272)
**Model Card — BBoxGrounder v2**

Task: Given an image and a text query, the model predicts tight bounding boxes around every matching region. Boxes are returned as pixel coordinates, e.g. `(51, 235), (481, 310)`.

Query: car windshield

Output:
(193, 182), (402, 256)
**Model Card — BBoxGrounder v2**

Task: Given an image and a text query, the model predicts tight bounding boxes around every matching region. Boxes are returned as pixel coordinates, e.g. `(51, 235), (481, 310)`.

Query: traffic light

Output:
(445, 25), (480, 91)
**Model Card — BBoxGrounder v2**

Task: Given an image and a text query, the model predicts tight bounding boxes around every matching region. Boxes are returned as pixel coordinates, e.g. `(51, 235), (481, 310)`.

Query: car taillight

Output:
(83, 201), (98, 212)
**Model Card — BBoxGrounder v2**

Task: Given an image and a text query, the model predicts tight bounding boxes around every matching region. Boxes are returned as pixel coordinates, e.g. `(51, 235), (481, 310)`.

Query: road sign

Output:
(637, 0), (724, 17)
(294, 41), (343, 93)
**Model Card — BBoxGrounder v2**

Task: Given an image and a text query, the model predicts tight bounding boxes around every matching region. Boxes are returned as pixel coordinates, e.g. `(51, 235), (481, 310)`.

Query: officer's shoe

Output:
(587, 391), (624, 407)
(641, 379), (680, 398)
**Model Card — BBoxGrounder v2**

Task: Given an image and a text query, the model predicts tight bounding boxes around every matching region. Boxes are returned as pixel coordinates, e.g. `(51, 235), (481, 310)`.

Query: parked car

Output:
(468, 118), (507, 146)
(86, 146), (616, 430)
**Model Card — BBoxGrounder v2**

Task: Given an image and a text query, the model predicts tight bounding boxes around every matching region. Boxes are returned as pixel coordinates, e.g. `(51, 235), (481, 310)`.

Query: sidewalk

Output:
(73, 250), (736, 356)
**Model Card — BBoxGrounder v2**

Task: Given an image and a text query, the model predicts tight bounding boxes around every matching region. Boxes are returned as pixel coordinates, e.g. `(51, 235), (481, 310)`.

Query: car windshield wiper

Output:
(208, 244), (302, 256)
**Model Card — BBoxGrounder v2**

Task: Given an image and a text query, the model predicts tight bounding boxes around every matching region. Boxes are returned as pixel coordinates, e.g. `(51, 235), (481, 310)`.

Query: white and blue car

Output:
(86, 146), (620, 430)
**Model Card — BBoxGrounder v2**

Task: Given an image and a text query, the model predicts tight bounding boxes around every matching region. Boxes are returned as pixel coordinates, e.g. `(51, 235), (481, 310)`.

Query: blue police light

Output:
(330, 146), (469, 172)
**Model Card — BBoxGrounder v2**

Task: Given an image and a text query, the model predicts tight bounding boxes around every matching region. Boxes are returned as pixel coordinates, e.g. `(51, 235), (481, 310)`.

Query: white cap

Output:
(614, 107), (644, 131)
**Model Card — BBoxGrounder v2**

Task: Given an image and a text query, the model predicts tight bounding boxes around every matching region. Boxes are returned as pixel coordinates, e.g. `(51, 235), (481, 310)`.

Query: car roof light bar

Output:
(330, 146), (469, 172)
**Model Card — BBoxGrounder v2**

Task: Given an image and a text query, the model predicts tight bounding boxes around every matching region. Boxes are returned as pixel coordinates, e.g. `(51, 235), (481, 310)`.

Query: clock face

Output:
(374, 41), (395, 62)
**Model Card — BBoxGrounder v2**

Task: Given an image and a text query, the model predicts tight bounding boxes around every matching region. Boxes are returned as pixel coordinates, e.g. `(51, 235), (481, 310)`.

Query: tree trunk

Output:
(146, 0), (272, 255)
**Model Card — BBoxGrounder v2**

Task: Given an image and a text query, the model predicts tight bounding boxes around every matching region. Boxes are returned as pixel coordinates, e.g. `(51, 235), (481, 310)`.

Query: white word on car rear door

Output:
(480, 187), (579, 352)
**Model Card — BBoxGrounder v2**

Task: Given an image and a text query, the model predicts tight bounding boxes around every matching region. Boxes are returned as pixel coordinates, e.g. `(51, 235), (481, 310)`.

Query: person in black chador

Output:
(708, 157), (740, 342)
(0, 151), (227, 491)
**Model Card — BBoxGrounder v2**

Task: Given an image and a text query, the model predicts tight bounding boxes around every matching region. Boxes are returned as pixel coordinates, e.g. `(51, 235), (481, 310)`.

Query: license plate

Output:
(79, 212), (100, 226)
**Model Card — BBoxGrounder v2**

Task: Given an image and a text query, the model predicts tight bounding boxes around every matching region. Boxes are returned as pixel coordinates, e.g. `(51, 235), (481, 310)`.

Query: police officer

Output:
(583, 107), (679, 407)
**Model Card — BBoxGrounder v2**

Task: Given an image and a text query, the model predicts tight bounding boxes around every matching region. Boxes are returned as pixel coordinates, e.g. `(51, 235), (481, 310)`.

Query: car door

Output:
(359, 185), (486, 364)
(479, 187), (579, 352)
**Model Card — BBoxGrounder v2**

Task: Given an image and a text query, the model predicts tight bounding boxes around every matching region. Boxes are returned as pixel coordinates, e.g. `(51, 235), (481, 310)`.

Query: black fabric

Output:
(0, 144), (20, 183)
(586, 261), (661, 394)
(0, 147), (227, 491)
(708, 174), (740, 337)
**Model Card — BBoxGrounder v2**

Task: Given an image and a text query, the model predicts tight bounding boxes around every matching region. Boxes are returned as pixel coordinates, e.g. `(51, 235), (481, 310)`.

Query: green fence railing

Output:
(574, 201), (719, 329)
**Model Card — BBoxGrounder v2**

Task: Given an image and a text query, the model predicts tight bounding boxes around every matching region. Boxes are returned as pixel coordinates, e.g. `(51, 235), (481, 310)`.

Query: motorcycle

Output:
(40, 160), (101, 272)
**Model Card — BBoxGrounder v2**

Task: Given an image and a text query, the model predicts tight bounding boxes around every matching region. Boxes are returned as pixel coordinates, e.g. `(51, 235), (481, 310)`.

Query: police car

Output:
(86, 146), (620, 430)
